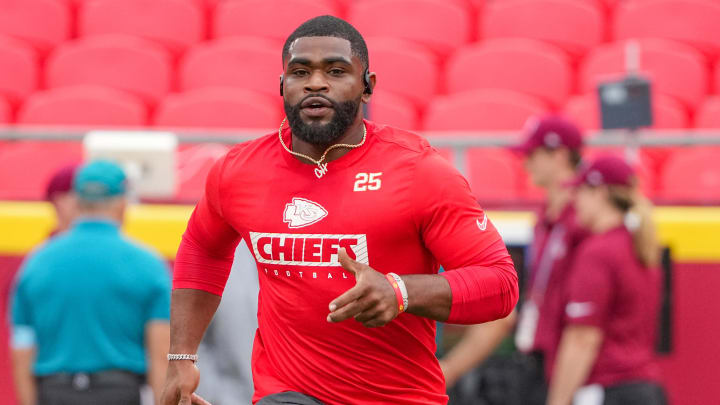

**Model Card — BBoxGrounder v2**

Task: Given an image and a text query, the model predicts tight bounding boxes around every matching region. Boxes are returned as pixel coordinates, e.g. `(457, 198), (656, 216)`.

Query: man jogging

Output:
(161, 16), (518, 405)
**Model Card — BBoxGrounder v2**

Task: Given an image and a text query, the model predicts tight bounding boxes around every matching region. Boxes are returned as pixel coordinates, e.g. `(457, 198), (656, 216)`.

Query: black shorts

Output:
(604, 381), (667, 405)
(257, 391), (325, 405)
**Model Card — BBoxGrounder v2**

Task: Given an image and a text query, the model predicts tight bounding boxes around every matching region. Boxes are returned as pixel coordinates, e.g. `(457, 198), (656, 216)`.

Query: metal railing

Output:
(2, 127), (719, 176)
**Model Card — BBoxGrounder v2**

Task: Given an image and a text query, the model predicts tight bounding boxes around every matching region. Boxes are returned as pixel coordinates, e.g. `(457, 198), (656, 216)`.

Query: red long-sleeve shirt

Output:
(174, 120), (518, 404)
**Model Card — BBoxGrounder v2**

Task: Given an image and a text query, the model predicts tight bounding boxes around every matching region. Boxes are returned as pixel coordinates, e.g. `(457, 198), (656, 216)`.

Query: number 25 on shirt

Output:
(354, 172), (382, 192)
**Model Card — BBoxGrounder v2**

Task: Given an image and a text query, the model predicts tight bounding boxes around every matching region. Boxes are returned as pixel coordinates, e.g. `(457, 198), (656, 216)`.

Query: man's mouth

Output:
(300, 97), (334, 118)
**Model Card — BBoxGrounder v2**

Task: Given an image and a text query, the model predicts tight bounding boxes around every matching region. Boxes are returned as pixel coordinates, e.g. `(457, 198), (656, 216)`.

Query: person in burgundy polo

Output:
(440, 116), (588, 405)
(547, 156), (667, 405)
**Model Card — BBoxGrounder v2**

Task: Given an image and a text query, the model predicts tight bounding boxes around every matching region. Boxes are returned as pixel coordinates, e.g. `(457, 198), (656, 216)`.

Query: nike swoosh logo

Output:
(476, 214), (488, 231)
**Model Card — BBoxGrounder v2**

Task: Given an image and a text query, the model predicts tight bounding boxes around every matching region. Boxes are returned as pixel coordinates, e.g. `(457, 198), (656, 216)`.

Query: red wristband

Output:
(385, 273), (405, 312)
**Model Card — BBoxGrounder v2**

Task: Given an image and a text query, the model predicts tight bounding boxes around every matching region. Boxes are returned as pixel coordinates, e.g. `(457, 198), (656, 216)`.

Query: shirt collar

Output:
(72, 217), (121, 232)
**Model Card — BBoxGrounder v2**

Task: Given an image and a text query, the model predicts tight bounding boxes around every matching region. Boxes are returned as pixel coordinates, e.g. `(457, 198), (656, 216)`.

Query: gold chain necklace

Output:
(278, 117), (367, 179)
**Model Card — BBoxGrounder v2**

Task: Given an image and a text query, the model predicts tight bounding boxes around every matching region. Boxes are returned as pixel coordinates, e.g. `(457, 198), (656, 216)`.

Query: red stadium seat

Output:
(614, 0), (720, 56)
(423, 90), (548, 131)
(45, 35), (172, 104)
(349, 0), (471, 56)
(695, 97), (720, 129)
(175, 143), (230, 203)
(659, 148), (720, 202)
(0, 0), (70, 53)
(154, 88), (282, 130)
(213, 0), (339, 42)
(0, 36), (38, 103)
(0, 141), (82, 200)
(18, 86), (147, 127)
(78, 0), (205, 53)
(564, 93), (690, 130)
(366, 37), (439, 108)
(446, 39), (572, 108)
(466, 148), (522, 202)
(0, 96), (11, 123)
(368, 91), (419, 130)
(179, 37), (280, 98)
(579, 39), (709, 109)
(482, 0), (604, 58)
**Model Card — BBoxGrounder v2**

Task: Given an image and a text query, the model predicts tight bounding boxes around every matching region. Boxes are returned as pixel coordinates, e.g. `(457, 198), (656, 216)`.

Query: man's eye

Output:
(293, 70), (308, 76)
(329, 69), (345, 75)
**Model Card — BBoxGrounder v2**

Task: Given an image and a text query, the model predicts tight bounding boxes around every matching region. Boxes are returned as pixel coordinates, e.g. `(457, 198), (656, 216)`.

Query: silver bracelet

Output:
(167, 353), (198, 363)
(387, 272), (409, 312)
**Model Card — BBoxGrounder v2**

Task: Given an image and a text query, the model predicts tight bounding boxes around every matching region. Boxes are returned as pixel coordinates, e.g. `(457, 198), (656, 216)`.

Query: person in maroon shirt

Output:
(440, 116), (588, 405)
(547, 156), (667, 405)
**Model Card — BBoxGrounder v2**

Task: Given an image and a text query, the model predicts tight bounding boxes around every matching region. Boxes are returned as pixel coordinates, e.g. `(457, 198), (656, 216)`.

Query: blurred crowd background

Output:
(1, 0), (719, 404)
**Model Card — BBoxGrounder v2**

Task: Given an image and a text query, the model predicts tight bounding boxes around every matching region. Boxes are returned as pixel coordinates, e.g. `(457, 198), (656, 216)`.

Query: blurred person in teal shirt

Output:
(11, 160), (171, 405)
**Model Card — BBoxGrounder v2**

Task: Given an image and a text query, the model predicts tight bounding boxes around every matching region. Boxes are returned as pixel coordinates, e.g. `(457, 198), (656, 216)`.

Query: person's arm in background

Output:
(546, 325), (603, 405)
(11, 267), (37, 405)
(146, 321), (170, 404)
(160, 155), (242, 405)
(329, 151), (518, 326)
(546, 245), (610, 405)
(12, 346), (36, 405)
(439, 311), (517, 388)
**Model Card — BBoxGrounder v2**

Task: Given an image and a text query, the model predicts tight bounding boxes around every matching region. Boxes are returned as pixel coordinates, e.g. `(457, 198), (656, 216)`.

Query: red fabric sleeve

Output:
(173, 154), (242, 296)
(564, 244), (612, 327)
(412, 150), (519, 324)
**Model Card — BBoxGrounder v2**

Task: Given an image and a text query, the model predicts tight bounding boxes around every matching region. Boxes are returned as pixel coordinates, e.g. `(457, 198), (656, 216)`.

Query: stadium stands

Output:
(659, 148), (720, 202)
(0, 0), (717, 205)
(348, 0), (471, 56)
(0, 97), (10, 124)
(423, 90), (547, 131)
(45, 35), (172, 104)
(0, 141), (82, 200)
(0, 36), (39, 104)
(446, 39), (571, 108)
(695, 97), (720, 129)
(466, 148), (522, 202)
(482, 0), (604, 58)
(0, 0), (70, 53)
(368, 90), (419, 130)
(154, 88), (282, 130)
(78, 0), (205, 54)
(614, 0), (720, 56)
(179, 36), (280, 98)
(213, 0), (340, 42)
(17, 86), (147, 127)
(366, 37), (439, 108)
(579, 39), (709, 109)
(564, 93), (690, 130)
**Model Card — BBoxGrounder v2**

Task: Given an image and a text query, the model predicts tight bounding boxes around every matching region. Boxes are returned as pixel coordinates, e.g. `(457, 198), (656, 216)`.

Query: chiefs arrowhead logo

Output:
(283, 198), (328, 228)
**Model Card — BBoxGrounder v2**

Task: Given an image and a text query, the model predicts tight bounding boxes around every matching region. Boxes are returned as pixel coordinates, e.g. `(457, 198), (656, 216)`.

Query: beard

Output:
(284, 95), (361, 148)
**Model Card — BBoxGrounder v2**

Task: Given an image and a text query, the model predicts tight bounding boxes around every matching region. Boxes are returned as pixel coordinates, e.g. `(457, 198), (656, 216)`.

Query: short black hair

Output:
(282, 15), (369, 70)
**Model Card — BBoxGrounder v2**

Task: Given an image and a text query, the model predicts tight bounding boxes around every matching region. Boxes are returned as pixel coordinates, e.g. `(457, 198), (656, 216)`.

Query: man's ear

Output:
(362, 71), (376, 104)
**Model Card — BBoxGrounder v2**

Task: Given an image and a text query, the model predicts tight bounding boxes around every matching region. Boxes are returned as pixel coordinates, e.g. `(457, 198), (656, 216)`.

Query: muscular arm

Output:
(168, 290), (221, 355)
(546, 325), (603, 405)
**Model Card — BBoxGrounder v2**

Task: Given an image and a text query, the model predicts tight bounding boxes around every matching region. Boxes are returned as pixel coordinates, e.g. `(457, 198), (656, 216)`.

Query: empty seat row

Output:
(3, 0), (720, 60)
(8, 84), (720, 132)
(3, 34), (720, 116)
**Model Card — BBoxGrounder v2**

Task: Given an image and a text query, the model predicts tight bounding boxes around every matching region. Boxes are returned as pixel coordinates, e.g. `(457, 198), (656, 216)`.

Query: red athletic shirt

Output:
(174, 121), (517, 404)
(563, 226), (661, 387)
